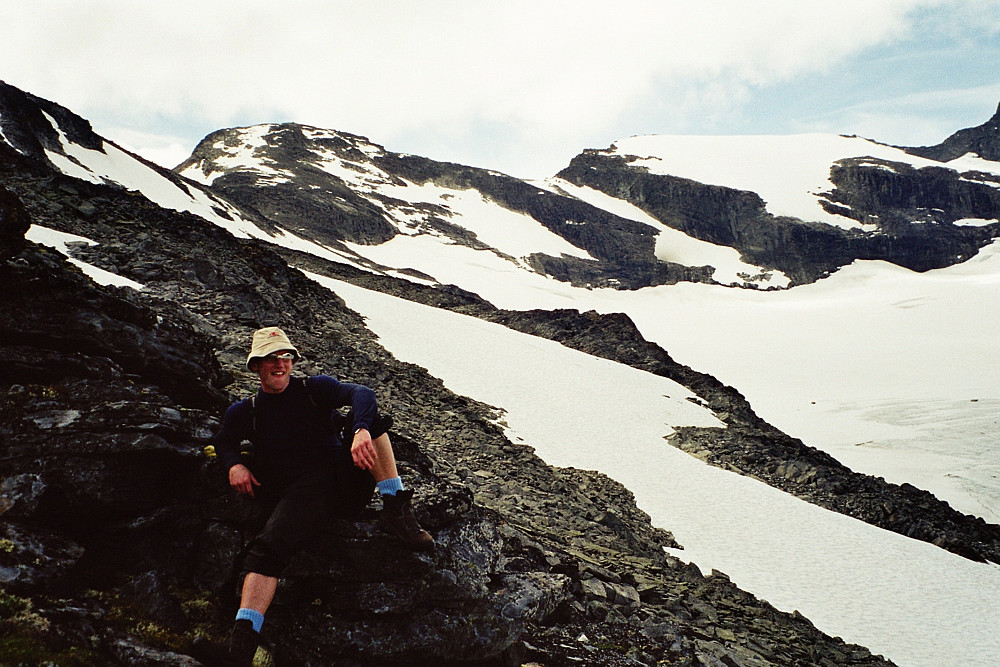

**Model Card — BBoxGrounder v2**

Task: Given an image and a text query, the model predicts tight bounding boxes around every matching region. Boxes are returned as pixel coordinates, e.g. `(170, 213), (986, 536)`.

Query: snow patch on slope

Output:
(955, 217), (998, 226)
(342, 233), (588, 305)
(26, 224), (144, 290)
(40, 111), (263, 239)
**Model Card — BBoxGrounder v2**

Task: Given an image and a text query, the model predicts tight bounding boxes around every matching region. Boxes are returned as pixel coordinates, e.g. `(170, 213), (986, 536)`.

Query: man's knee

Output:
(373, 431), (392, 450)
(369, 413), (393, 440)
(244, 540), (289, 578)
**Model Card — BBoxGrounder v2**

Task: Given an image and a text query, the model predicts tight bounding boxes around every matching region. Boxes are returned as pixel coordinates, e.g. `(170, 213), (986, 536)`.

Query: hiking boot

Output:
(380, 488), (434, 551)
(188, 636), (228, 667)
(189, 620), (258, 667)
(228, 619), (260, 667)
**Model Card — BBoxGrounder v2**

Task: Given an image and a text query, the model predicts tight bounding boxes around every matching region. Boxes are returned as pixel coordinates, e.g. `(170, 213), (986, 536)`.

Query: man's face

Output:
(254, 351), (294, 394)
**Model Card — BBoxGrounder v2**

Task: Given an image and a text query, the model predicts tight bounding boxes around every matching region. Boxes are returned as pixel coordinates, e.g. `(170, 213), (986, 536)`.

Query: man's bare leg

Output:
(370, 432), (399, 483)
(240, 572), (278, 614)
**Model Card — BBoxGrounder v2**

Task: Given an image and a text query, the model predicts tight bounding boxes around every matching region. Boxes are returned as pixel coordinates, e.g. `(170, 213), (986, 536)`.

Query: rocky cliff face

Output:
(555, 145), (1000, 285)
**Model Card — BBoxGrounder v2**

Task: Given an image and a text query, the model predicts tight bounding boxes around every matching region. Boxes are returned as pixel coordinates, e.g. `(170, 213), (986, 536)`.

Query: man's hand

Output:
(229, 463), (261, 497)
(351, 428), (377, 471)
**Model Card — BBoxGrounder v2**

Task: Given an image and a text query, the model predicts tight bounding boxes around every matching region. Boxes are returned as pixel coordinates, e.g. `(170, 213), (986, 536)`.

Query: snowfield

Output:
(332, 229), (1000, 526)
(313, 274), (1000, 667)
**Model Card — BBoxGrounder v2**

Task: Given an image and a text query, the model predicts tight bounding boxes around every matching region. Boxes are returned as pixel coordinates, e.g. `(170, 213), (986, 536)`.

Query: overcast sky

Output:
(3, 0), (999, 179)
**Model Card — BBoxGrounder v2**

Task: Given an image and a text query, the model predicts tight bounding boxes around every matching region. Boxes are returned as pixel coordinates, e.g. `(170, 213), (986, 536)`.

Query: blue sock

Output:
(235, 608), (265, 633)
(377, 476), (404, 497)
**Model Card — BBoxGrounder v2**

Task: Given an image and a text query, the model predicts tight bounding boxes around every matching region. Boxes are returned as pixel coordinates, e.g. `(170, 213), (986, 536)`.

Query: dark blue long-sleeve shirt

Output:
(212, 375), (377, 491)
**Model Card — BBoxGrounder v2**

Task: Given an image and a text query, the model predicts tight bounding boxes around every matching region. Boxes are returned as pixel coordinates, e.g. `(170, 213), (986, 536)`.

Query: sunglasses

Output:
(263, 352), (295, 362)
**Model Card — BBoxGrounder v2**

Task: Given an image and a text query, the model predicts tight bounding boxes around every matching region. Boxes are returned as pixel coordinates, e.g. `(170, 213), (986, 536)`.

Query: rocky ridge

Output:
(176, 122), (716, 290)
(905, 100), (1000, 162)
(2, 161), (895, 666)
(184, 112), (1000, 291)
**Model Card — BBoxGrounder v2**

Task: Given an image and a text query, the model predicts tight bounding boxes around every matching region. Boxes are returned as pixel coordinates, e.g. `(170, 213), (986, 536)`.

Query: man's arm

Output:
(309, 375), (379, 469)
(310, 375), (378, 431)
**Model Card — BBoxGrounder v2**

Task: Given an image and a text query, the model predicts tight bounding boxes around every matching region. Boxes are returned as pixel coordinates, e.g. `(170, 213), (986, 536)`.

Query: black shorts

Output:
(243, 414), (392, 577)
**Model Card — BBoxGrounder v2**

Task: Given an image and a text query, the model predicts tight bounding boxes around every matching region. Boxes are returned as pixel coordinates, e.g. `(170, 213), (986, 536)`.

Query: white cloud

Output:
(105, 127), (195, 170)
(2, 0), (998, 177)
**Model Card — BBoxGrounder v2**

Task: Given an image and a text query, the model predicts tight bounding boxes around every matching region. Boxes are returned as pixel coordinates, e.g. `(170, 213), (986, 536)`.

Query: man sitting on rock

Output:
(202, 326), (433, 666)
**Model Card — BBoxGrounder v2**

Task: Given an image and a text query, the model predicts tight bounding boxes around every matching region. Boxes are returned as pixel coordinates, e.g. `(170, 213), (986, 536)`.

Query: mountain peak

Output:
(905, 98), (1000, 162)
(175, 122), (388, 188)
(0, 79), (104, 166)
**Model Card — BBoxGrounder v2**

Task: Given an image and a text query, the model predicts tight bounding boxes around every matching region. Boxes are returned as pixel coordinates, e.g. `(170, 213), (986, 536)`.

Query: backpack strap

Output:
(249, 391), (258, 437)
(302, 376), (319, 407)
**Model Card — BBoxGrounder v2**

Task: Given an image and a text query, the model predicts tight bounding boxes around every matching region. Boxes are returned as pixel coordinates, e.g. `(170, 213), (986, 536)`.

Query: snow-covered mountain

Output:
(174, 111), (1000, 290)
(3, 79), (1000, 666)
(174, 122), (731, 291)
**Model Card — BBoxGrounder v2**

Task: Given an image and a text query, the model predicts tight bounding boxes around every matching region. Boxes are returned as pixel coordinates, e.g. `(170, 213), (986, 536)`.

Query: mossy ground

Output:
(0, 589), (99, 667)
(0, 586), (226, 666)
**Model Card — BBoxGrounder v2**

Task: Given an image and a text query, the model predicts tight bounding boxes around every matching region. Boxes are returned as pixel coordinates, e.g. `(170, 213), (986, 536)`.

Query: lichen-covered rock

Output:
(0, 522), (84, 593)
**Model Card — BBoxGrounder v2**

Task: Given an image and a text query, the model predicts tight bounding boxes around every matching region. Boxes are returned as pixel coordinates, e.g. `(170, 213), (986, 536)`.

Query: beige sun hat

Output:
(246, 326), (300, 369)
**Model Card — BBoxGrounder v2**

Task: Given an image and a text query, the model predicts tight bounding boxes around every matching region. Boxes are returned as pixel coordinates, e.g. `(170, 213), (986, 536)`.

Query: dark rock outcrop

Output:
(556, 147), (1000, 285)
(0, 178), (542, 665)
(0, 80), (106, 161)
(0, 184), (31, 259)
